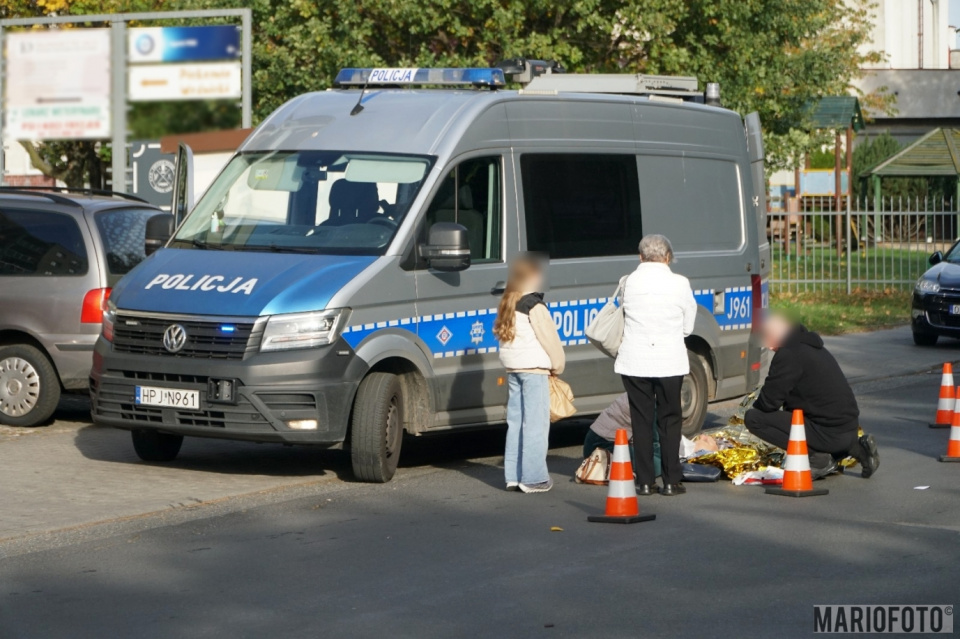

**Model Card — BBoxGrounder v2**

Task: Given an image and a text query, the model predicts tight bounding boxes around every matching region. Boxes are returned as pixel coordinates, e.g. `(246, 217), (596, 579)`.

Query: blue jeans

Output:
(504, 372), (550, 485)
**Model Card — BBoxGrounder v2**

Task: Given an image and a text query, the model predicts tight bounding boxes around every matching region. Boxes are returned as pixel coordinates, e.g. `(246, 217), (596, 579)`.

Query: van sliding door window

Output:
(423, 156), (502, 262)
(636, 155), (744, 252)
(520, 154), (641, 259)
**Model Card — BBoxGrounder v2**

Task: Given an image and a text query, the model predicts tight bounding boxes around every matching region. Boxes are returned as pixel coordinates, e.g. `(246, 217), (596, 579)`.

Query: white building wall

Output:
(858, 0), (951, 69)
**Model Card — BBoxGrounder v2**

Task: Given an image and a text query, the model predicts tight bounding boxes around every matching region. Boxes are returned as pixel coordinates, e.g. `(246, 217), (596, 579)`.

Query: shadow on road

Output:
(71, 415), (592, 482)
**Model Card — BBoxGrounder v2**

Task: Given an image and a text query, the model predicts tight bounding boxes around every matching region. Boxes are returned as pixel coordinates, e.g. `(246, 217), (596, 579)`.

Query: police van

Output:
(90, 62), (770, 482)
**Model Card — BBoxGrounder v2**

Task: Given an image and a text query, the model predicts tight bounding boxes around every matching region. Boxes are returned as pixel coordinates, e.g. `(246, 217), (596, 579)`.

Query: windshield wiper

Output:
(187, 239), (225, 250)
(242, 244), (320, 254)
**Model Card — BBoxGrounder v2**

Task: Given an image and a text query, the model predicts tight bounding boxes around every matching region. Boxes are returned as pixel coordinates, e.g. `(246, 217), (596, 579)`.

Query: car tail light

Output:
(750, 275), (764, 335)
(81, 288), (111, 324)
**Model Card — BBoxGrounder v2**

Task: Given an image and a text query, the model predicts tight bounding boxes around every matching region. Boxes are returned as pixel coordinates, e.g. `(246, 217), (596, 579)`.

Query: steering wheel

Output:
(368, 216), (398, 229)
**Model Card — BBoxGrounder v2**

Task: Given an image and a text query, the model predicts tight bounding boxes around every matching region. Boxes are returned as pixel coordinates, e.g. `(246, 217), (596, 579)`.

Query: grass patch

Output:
(770, 289), (911, 336)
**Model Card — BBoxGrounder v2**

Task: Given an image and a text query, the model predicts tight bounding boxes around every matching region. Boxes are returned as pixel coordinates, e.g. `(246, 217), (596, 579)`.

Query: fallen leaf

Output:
(550, 526), (564, 532)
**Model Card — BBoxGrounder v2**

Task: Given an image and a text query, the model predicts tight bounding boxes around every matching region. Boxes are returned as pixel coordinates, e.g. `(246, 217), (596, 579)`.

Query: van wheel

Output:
(681, 351), (709, 437)
(0, 344), (60, 427)
(351, 372), (404, 483)
(131, 430), (183, 462)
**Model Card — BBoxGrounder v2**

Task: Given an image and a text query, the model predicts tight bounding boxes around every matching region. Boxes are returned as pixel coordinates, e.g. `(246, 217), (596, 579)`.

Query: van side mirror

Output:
(420, 222), (471, 271)
(145, 214), (174, 256)
(930, 250), (944, 266)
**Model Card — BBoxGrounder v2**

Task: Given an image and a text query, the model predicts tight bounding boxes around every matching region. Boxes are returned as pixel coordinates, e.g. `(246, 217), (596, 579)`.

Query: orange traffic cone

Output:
(930, 363), (955, 429)
(588, 428), (655, 524)
(766, 409), (829, 498)
(939, 393), (960, 462)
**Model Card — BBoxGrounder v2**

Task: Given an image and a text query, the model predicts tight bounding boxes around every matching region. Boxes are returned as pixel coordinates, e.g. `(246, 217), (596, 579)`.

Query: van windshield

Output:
(171, 151), (432, 255)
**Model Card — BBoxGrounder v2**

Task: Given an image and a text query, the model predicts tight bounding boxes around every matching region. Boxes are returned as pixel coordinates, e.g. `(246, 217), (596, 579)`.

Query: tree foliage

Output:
(3, 0), (885, 185)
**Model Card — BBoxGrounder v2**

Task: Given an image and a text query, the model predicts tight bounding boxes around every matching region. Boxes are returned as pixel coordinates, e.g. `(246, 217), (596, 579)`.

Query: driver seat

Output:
(327, 180), (380, 225)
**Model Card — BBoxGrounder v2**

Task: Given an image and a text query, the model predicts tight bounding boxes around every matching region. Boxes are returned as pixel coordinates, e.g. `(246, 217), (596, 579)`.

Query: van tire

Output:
(131, 430), (183, 462)
(0, 343), (60, 427)
(681, 351), (709, 437)
(351, 372), (404, 483)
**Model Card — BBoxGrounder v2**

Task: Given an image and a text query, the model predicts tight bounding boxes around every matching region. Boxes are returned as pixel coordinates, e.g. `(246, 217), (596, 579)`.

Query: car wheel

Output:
(912, 331), (938, 346)
(681, 351), (710, 437)
(0, 343), (60, 427)
(351, 372), (404, 483)
(131, 430), (184, 462)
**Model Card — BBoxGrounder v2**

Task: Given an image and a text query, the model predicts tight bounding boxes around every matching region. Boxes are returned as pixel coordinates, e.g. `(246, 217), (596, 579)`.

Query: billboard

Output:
(128, 62), (242, 101)
(5, 29), (111, 140)
(128, 26), (240, 64)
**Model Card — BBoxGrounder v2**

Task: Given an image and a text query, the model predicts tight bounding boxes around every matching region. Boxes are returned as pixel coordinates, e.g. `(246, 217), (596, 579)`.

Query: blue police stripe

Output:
(342, 288), (754, 357)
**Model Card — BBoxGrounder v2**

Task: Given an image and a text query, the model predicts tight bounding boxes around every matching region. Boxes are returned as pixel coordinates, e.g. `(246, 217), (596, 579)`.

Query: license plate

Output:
(950, 305), (960, 315)
(135, 386), (200, 410)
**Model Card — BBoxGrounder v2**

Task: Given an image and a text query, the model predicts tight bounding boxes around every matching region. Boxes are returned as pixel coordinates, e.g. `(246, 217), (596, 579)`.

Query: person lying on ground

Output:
(744, 313), (880, 479)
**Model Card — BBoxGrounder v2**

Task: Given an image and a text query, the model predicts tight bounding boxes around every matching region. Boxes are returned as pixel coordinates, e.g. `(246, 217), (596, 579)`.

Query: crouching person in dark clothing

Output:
(745, 313), (880, 479)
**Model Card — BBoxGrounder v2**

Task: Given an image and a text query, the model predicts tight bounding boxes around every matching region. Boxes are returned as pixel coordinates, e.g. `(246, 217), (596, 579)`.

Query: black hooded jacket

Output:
(753, 325), (859, 430)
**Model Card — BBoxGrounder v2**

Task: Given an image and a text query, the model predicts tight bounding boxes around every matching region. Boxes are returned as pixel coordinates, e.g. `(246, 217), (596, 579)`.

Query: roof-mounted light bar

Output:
(335, 67), (506, 88)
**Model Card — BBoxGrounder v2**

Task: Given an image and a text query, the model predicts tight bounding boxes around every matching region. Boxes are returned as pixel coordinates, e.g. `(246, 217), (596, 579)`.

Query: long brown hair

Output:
(493, 256), (542, 343)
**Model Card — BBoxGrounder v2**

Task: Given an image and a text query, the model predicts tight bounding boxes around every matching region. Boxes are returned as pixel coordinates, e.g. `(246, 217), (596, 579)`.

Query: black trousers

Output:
(744, 408), (861, 465)
(622, 375), (684, 485)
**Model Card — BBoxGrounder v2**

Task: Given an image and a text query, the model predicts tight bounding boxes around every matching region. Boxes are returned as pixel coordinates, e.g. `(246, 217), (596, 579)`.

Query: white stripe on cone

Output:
(938, 396), (954, 411)
(611, 443), (631, 464)
(606, 479), (637, 499)
(944, 373), (955, 387)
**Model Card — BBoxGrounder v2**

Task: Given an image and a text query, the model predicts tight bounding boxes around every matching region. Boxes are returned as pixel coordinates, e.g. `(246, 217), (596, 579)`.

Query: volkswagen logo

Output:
(162, 324), (188, 354)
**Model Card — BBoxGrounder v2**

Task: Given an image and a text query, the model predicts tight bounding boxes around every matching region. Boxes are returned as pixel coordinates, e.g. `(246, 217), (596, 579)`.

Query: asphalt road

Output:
(1, 327), (959, 638)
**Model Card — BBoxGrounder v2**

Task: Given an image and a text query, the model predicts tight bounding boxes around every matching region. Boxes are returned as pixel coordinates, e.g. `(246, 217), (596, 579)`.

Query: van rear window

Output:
(95, 208), (158, 275)
(0, 209), (88, 276)
(521, 154), (642, 259)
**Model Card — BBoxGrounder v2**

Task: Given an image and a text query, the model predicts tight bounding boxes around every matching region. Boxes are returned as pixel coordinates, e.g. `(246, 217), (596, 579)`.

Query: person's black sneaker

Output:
(636, 483), (658, 496)
(859, 434), (880, 479)
(659, 483), (686, 496)
(810, 458), (838, 481)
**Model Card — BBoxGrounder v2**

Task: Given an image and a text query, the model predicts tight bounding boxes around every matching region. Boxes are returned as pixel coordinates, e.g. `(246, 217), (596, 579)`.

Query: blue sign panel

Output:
(129, 26), (240, 64)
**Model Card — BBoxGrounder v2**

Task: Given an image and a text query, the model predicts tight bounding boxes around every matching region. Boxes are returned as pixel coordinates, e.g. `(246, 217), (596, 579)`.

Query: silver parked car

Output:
(0, 188), (164, 426)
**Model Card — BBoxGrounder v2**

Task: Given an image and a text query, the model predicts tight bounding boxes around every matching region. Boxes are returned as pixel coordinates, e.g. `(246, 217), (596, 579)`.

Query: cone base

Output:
(938, 455), (960, 462)
(588, 514), (656, 524)
(928, 423), (950, 429)
(764, 486), (829, 497)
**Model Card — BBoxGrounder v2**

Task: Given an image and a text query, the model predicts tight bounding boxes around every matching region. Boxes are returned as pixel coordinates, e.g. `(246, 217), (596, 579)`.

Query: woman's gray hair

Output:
(638, 234), (675, 264)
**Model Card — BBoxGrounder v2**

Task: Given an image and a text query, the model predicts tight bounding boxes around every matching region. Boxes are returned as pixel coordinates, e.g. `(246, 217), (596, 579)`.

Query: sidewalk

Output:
(821, 326), (960, 382)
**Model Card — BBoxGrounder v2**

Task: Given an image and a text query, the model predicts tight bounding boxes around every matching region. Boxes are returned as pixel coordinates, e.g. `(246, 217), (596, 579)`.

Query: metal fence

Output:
(767, 195), (958, 293)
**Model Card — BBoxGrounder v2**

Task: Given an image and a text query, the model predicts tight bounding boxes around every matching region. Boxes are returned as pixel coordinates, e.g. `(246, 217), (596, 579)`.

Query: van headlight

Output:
(260, 309), (347, 352)
(916, 278), (940, 294)
(102, 299), (117, 343)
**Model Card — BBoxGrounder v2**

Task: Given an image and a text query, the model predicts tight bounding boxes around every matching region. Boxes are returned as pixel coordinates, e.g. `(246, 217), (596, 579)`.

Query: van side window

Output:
(0, 209), (88, 276)
(521, 154), (641, 259)
(423, 156), (502, 262)
(637, 155), (744, 252)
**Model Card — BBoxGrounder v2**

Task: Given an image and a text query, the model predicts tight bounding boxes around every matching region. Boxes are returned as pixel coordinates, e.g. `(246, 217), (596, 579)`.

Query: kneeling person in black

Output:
(745, 313), (879, 479)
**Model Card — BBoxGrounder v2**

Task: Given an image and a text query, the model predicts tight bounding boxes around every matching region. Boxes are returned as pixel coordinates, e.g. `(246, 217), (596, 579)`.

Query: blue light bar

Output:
(220, 324), (236, 333)
(335, 67), (505, 88)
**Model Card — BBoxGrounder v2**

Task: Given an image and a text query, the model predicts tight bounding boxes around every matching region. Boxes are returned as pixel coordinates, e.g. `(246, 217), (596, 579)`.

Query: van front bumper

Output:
(89, 337), (367, 445)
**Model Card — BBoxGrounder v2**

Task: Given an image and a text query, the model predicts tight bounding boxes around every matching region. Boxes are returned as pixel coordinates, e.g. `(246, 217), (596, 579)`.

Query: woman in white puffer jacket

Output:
(615, 234), (697, 497)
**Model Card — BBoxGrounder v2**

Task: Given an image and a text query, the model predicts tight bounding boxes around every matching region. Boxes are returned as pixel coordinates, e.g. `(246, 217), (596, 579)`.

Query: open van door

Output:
(171, 143), (195, 227)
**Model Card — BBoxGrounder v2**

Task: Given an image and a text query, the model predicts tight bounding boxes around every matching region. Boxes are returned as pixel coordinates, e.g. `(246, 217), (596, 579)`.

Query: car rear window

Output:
(0, 208), (89, 276)
(94, 208), (158, 275)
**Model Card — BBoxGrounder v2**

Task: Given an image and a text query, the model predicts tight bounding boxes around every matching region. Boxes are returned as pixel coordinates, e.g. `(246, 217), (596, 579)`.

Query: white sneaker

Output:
(505, 482), (520, 491)
(519, 480), (553, 494)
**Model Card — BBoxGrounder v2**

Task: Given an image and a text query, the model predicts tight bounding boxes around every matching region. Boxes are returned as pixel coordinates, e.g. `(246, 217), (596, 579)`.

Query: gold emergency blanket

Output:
(685, 387), (860, 478)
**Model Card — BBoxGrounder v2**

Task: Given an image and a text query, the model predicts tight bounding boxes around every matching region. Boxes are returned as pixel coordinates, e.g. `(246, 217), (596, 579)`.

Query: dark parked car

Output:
(911, 245), (960, 346)
(0, 188), (166, 426)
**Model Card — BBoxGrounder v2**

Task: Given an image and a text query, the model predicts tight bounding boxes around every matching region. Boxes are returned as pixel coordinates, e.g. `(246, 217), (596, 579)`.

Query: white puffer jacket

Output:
(614, 262), (697, 379)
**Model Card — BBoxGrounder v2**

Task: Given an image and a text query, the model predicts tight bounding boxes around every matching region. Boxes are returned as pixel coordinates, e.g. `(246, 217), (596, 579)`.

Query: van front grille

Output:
(113, 314), (262, 360)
